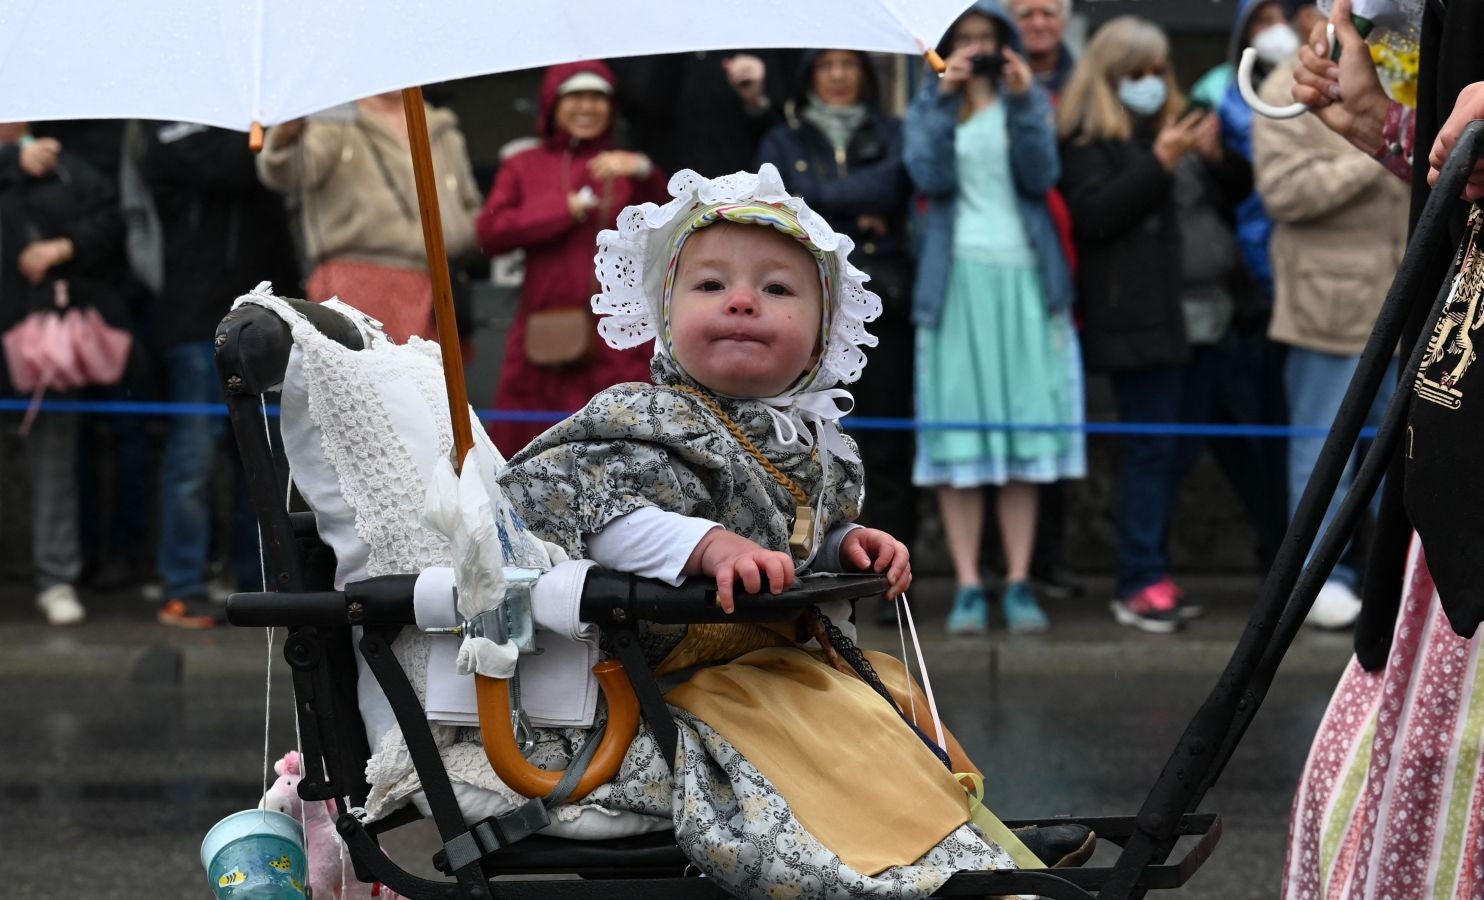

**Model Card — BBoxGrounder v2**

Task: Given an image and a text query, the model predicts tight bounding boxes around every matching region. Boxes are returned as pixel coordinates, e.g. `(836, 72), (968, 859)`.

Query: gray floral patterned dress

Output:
(497, 356), (1018, 899)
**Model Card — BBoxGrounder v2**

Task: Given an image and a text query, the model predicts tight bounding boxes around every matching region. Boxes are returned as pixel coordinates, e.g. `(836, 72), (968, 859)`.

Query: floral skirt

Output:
(1284, 540), (1484, 899)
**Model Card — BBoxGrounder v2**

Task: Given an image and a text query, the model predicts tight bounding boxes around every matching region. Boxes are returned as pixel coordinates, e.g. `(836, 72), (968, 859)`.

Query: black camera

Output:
(969, 51), (1006, 83)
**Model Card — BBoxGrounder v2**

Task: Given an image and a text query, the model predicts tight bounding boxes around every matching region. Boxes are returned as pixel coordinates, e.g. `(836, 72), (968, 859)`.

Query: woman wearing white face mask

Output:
(1058, 16), (1270, 633)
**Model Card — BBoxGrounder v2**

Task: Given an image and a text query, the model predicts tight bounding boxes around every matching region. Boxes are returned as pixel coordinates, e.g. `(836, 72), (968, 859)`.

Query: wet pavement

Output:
(1, 574), (1354, 898)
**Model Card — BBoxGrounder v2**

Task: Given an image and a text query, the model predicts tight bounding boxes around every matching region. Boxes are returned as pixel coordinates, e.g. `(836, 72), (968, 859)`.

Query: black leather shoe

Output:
(1014, 824), (1097, 868)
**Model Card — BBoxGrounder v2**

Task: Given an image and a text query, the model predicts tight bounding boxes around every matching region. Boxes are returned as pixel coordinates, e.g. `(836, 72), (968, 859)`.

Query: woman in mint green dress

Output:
(904, 0), (1084, 635)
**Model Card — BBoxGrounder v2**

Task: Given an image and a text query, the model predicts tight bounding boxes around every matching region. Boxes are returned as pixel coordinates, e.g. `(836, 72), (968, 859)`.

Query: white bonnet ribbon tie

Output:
(757, 389), (859, 465)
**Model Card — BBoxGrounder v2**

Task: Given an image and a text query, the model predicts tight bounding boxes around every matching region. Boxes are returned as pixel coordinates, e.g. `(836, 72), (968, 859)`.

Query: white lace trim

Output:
(591, 163), (882, 391)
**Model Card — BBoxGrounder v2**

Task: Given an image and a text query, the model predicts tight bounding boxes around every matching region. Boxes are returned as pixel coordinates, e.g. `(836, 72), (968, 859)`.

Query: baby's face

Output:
(669, 223), (824, 398)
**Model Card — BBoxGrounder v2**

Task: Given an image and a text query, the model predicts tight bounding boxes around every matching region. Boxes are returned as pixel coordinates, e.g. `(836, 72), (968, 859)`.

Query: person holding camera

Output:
(1058, 16), (1262, 632)
(904, 0), (1082, 636)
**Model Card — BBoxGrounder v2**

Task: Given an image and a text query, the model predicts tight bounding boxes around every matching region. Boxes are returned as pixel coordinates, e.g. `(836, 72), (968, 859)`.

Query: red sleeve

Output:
(1045, 186), (1078, 280)
(476, 156), (578, 256)
(1370, 101), (1415, 184)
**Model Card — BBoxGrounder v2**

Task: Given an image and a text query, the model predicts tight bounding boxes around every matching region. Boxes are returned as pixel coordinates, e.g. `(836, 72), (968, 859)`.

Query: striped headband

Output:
(659, 201), (836, 391)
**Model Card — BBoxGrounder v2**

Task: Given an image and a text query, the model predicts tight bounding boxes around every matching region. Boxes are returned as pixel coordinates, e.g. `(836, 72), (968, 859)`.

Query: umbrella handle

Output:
(1238, 46), (1309, 120)
(474, 660), (641, 799)
(924, 49), (946, 74)
(1241, 22), (1360, 121)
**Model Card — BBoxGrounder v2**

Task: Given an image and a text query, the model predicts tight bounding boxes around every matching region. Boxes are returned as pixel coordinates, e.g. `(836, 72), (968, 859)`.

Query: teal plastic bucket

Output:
(200, 809), (307, 899)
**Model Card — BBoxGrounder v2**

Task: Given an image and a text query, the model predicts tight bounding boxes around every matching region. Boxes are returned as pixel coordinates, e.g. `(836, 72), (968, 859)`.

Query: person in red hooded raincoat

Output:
(478, 61), (669, 456)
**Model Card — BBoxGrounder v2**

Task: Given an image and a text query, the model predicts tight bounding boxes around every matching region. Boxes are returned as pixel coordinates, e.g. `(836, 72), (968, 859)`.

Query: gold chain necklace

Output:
(671, 384), (816, 558)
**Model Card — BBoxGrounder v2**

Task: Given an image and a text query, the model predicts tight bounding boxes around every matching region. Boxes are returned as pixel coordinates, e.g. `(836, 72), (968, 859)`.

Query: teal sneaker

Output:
(946, 585), (989, 636)
(1002, 581), (1049, 634)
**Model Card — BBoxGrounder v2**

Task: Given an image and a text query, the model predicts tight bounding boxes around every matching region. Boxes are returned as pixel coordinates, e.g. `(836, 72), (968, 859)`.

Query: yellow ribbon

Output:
(957, 772), (1045, 871)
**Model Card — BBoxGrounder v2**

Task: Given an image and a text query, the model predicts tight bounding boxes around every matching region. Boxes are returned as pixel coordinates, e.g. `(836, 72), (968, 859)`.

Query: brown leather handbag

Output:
(523, 307), (594, 367)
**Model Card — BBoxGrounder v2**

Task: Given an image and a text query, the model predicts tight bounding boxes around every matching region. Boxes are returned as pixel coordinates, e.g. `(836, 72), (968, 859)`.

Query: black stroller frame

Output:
(216, 122), (1484, 900)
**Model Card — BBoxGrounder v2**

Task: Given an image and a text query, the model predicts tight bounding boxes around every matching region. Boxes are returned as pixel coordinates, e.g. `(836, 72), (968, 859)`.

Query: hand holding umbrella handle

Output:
(1240, 23), (1338, 120)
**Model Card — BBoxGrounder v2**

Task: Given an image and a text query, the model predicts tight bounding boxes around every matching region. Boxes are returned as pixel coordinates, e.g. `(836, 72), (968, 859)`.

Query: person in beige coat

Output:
(1253, 58), (1410, 629)
(257, 92), (482, 343)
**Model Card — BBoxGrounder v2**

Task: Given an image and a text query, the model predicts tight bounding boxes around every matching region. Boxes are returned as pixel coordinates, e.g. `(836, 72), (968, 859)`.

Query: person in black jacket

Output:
(1059, 16), (1280, 633)
(608, 50), (797, 178)
(140, 123), (299, 629)
(756, 49), (916, 624)
(0, 122), (128, 625)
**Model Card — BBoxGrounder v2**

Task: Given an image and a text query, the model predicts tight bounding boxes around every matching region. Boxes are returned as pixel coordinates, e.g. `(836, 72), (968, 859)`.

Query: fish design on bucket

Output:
(217, 869), (247, 887)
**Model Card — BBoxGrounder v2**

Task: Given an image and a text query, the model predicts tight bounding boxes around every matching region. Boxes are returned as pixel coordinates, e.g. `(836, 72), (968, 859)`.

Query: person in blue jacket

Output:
(905, 0), (1084, 636)
(757, 49), (917, 625)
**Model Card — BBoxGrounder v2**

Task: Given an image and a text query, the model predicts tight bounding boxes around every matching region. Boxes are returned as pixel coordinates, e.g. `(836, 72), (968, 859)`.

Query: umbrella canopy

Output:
(0, 0), (972, 130)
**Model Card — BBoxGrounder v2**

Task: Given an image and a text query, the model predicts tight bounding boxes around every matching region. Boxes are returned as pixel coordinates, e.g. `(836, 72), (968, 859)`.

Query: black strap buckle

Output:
(441, 798), (550, 871)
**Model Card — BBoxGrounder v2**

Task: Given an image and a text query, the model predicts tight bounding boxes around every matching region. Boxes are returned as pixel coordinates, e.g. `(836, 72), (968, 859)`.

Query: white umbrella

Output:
(0, 0), (970, 131)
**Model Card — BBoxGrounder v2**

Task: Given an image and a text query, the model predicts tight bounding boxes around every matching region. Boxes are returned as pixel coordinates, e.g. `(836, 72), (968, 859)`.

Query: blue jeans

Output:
(156, 342), (260, 600)
(1285, 347), (1395, 591)
(1110, 366), (1185, 598)
(28, 411), (81, 590)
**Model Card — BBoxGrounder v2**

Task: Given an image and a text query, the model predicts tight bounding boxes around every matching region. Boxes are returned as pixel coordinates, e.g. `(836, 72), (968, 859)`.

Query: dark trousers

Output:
(1175, 331), (1288, 570)
(1111, 365), (1185, 598)
(1110, 333), (1288, 598)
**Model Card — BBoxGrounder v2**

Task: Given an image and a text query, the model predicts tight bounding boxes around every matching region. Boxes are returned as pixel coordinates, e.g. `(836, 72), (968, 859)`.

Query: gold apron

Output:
(666, 646), (972, 876)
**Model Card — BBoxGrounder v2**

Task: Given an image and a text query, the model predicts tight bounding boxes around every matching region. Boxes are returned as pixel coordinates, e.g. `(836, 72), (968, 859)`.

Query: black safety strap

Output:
(608, 624), (680, 770)
(441, 705), (610, 872)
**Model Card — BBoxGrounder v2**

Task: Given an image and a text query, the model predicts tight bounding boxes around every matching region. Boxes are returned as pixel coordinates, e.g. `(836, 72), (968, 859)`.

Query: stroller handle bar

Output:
(225, 570), (889, 629)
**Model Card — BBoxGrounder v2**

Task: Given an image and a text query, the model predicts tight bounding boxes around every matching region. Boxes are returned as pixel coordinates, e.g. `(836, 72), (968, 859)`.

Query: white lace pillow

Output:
(279, 335), (460, 589)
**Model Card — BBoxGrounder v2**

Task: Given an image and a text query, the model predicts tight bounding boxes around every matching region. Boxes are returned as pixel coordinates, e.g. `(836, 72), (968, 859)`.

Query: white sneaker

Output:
(37, 584), (85, 626)
(1305, 581), (1362, 630)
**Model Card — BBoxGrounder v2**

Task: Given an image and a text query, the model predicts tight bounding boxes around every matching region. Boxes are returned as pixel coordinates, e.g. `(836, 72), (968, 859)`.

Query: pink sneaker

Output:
(1110, 579), (1184, 633)
(1160, 577), (1204, 620)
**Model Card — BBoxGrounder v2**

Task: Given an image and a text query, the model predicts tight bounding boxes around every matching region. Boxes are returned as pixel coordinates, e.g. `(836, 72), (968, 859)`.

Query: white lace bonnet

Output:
(590, 164), (883, 460)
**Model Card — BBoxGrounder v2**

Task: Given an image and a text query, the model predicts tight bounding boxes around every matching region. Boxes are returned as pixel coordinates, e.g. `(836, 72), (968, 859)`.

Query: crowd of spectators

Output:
(0, 0), (1402, 637)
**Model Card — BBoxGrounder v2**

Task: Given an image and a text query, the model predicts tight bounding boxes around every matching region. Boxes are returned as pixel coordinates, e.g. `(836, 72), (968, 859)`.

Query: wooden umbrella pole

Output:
(402, 85), (475, 473)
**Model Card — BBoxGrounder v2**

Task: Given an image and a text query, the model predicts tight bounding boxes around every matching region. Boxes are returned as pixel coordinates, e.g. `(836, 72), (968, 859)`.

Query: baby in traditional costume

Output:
(497, 165), (1067, 898)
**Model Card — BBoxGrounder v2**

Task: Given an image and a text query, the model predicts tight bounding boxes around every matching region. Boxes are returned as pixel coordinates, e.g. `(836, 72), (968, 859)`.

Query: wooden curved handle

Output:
(475, 660), (641, 800)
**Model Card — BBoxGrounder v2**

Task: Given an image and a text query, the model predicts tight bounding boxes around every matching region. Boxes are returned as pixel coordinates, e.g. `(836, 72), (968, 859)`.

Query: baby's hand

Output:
(841, 528), (912, 599)
(686, 528), (796, 614)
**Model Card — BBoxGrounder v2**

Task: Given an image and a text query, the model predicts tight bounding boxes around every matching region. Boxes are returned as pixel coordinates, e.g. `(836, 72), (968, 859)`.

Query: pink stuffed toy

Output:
(260, 750), (396, 899)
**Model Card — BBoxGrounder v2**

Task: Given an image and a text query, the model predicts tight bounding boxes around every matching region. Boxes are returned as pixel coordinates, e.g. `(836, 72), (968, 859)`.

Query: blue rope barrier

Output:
(0, 398), (1380, 440)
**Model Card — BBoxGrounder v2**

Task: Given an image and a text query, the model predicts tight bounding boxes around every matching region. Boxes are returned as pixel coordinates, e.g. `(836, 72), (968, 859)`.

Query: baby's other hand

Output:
(686, 528), (796, 613)
(841, 528), (911, 599)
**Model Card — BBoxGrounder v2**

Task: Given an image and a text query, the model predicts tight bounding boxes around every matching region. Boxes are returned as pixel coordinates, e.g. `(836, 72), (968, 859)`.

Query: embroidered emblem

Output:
(1417, 206), (1484, 409)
